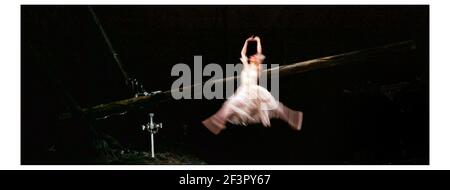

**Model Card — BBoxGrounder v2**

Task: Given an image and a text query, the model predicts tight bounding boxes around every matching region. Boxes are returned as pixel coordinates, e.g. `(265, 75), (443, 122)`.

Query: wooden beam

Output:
(59, 40), (416, 120)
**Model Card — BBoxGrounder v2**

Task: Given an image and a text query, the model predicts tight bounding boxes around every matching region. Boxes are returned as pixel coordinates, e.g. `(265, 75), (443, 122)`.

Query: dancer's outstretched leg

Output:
(271, 103), (303, 131)
(202, 102), (234, 135)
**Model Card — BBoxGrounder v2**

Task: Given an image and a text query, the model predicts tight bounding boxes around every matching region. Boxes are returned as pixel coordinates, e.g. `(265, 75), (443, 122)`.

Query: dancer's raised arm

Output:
(241, 36), (254, 58)
(254, 36), (262, 54)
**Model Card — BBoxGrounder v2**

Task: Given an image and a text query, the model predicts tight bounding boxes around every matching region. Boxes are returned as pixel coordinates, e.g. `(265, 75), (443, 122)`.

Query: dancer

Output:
(202, 36), (303, 135)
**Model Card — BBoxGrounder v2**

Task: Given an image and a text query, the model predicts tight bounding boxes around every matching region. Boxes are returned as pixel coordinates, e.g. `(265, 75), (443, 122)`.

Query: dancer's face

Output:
(249, 55), (262, 65)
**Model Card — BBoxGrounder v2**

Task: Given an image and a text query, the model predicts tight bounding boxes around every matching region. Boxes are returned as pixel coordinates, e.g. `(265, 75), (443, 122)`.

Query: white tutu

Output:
(223, 56), (279, 126)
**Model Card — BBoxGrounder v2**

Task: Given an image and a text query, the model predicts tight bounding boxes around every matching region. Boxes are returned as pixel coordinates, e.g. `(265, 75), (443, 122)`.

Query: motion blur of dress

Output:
(202, 55), (303, 135)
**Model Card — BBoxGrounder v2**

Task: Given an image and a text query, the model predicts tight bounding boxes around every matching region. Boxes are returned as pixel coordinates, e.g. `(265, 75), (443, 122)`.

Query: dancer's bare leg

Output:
(202, 102), (234, 135)
(271, 103), (303, 131)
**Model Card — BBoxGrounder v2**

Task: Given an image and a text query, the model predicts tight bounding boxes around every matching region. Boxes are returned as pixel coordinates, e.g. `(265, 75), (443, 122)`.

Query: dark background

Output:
(21, 5), (429, 164)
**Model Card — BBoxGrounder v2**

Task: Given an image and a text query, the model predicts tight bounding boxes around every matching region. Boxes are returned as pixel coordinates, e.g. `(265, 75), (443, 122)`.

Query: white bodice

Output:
(239, 56), (261, 87)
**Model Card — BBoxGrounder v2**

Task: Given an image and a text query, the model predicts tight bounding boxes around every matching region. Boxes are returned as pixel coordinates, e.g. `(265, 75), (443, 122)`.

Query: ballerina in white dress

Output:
(202, 36), (303, 135)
